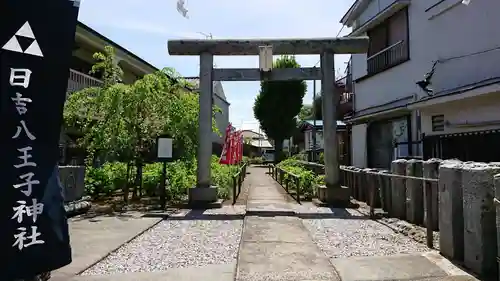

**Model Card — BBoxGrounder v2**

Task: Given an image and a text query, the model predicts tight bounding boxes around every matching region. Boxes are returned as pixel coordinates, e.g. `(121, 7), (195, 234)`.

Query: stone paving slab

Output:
(51, 213), (161, 280)
(68, 263), (236, 281)
(409, 277), (478, 281)
(330, 252), (476, 281)
(246, 200), (293, 214)
(236, 239), (340, 281)
(331, 254), (446, 281)
(243, 216), (312, 243)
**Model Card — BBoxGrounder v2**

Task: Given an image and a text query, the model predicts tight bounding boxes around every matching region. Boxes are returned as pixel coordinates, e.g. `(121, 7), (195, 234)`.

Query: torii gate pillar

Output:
(168, 37), (369, 207)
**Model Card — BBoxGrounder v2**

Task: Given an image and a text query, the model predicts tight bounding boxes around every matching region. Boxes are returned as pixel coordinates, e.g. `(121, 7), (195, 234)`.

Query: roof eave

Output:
(340, 0), (360, 26)
(340, 0), (371, 27)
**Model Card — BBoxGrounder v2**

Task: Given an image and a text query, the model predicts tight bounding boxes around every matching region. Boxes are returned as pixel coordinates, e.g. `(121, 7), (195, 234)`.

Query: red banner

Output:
(220, 126), (244, 165)
(219, 124), (233, 164)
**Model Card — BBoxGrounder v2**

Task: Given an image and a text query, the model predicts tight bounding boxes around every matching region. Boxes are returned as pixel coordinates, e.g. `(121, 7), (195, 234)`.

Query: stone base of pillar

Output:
(188, 185), (222, 209)
(313, 185), (351, 207)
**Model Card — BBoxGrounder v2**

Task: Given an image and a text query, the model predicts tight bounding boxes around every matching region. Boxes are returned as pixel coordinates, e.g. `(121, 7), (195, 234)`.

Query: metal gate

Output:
(423, 129), (500, 162)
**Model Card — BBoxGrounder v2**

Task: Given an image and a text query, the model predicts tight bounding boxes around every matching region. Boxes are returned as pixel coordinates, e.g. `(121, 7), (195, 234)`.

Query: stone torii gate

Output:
(167, 37), (369, 206)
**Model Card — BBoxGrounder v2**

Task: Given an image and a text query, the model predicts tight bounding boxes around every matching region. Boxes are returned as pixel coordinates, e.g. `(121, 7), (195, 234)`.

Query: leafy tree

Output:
(298, 104), (313, 121)
(253, 55), (307, 163)
(90, 45), (123, 87)
(64, 46), (220, 200)
(312, 94), (323, 120)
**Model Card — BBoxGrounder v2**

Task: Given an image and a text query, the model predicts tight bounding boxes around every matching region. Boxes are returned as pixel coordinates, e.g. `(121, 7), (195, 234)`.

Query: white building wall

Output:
(421, 93), (500, 136)
(351, 124), (368, 167)
(351, 0), (429, 112)
(212, 81), (229, 144)
(358, 0), (401, 28)
(351, 0), (500, 113)
(422, 0), (500, 97)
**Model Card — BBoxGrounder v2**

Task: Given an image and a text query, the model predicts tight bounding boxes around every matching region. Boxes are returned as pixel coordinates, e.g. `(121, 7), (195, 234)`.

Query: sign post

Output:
(1, 0), (81, 279)
(157, 135), (173, 210)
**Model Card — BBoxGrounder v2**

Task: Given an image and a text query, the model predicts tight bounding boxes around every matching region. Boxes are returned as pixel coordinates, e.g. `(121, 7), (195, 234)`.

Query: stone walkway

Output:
(59, 166), (476, 281)
(237, 168), (339, 280)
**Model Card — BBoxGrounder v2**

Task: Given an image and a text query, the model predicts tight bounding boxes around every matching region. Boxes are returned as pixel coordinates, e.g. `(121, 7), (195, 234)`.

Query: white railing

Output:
(67, 69), (102, 93)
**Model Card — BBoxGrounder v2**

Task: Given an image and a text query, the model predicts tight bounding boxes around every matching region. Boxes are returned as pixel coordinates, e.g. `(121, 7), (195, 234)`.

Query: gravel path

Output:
(298, 203), (430, 259)
(81, 207), (243, 275)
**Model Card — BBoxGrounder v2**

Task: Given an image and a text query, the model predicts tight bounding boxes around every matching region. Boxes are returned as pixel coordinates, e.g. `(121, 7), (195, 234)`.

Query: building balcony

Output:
(340, 92), (353, 104)
(67, 69), (102, 94)
(334, 76), (354, 118)
(367, 40), (409, 76)
(344, 0), (410, 36)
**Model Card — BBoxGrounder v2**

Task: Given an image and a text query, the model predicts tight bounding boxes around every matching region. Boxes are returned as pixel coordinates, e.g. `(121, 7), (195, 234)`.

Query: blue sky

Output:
(78, 0), (353, 133)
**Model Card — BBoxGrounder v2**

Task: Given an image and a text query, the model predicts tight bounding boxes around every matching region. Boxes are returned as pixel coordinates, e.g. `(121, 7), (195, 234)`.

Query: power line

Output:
(336, 24), (346, 37)
(438, 45), (500, 63)
(313, 24), (348, 66)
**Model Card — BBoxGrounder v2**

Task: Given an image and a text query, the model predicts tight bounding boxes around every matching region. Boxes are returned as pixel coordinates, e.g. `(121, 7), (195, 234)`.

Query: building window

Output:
(431, 115), (445, 132)
(367, 8), (409, 75)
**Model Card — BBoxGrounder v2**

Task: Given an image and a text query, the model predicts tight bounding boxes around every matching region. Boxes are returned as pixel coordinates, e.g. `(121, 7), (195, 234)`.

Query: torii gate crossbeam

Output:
(167, 36), (369, 207)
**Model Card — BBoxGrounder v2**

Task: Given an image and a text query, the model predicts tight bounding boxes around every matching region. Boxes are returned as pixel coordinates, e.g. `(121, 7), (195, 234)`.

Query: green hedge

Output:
(276, 158), (323, 199)
(85, 155), (238, 201)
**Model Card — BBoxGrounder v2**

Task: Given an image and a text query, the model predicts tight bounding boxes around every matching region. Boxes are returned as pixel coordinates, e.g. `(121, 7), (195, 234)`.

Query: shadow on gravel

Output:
(298, 207), (369, 220)
(73, 211), (138, 221)
(143, 208), (245, 221)
(245, 210), (370, 220)
(142, 208), (371, 220)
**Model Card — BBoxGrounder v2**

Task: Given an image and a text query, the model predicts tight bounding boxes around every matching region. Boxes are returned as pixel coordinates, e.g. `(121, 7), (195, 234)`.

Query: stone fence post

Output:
(59, 165), (86, 202)
(377, 170), (391, 213)
(438, 160), (464, 261)
(406, 159), (424, 225)
(352, 168), (362, 200)
(423, 158), (441, 231)
(461, 163), (499, 277)
(495, 173), (500, 281)
(361, 168), (374, 202)
(391, 159), (407, 219)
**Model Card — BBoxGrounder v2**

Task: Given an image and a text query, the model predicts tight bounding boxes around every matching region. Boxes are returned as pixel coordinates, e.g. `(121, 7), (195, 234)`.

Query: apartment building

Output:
(298, 120), (350, 165)
(62, 22), (230, 163)
(183, 77), (230, 149)
(341, 0), (500, 168)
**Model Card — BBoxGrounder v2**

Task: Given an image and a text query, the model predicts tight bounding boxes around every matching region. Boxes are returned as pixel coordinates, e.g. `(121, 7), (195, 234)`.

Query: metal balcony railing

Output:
(335, 75), (353, 104)
(67, 69), (102, 94)
(340, 92), (353, 104)
(367, 40), (409, 75)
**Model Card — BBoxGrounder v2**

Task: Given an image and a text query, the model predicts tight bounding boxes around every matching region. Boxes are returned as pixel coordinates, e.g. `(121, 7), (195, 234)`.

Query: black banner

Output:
(0, 0), (80, 279)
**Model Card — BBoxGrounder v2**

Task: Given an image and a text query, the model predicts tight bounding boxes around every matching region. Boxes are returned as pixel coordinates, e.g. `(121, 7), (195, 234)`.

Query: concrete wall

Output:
(351, 0), (500, 112)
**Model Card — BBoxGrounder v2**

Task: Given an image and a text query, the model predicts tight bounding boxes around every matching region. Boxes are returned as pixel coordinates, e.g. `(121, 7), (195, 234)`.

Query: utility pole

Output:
(311, 65), (318, 162)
